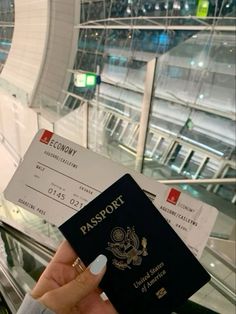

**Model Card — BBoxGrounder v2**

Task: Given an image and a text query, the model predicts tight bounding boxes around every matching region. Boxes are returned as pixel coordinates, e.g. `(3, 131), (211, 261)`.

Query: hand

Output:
(31, 240), (117, 314)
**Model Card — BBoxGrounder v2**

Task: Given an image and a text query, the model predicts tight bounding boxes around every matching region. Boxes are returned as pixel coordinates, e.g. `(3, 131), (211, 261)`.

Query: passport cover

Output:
(59, 174), (210, 314)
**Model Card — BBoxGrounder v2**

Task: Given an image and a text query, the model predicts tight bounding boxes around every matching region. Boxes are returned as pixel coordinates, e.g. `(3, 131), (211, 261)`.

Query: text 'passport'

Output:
(59, 174), (210, 314)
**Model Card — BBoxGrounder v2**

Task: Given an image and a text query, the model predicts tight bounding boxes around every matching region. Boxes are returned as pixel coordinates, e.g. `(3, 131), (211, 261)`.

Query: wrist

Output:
(30, 286), (45, 300)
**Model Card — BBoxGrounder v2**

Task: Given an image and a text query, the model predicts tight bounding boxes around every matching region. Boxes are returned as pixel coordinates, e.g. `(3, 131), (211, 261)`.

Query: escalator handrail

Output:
(0, 260), (25, 313)
(1, 221), (235, 308)
(0, 221), (55, 263)
(206, 243), (236, 273)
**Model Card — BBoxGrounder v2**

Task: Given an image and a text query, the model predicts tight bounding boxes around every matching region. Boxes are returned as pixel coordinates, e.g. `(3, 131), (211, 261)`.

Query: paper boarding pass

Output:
(4, 129), (218, 258)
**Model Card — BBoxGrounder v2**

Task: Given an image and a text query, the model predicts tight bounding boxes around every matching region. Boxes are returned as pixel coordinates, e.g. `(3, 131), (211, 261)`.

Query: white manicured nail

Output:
(89, 254), (107, 275)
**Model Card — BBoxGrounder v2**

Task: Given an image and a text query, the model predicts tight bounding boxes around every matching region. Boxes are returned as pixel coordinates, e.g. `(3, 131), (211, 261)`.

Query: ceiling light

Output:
(126, 6), (131, 14)
(185, 1), (189, 10)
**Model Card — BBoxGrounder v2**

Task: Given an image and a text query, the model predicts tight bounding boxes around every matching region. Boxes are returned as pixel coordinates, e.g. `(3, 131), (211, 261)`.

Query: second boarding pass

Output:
(4, 129), (218, 258)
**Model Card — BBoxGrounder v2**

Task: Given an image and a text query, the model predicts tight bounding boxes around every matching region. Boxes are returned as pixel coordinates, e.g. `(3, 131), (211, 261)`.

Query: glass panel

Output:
(0, 0), (14, 22)
(155, 31), (236, 115)
(145, 132), (158, 157)
(154, 137), (171, 160)
(191, 244), (236, 314)
(168, 144), (186, 170)
(122, 123), (137, 146)
(63, 95), (81, 111)
(0, 195), (63, 248)
(183, 151), (205, 178)
(0, 1), (14, 72)
(80, 0), (236, 21)
(216, 167), (236, 202)
(0, 292), (11, 313)
(0, 226), (47, 293)
(199, 159), (220, 179)
(143, 136), (179, 179)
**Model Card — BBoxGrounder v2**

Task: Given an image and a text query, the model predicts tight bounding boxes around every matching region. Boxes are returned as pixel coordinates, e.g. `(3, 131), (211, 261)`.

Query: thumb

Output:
(39, 254), (107, 313)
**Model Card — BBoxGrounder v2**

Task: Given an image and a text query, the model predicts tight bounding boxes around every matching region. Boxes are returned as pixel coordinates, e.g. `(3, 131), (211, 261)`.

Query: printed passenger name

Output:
(160, 205), (198, 226)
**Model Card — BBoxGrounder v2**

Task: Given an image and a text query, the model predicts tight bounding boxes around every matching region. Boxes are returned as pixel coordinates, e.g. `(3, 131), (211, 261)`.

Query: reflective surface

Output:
(59, 0), (236, 207)
(0, 0), (14, 72)
(80, 0), (235, 22)
(0, 224), (48, 299)
(0, 220), (55, 312)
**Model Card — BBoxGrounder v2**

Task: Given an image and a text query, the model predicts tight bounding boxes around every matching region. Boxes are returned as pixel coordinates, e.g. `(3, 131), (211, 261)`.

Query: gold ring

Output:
(72, 257), (85, 273)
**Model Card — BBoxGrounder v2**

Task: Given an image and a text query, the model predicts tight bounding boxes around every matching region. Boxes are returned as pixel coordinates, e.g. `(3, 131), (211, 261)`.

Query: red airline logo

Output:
(166, 188), (181, 205)
(40, 130), (53, 145)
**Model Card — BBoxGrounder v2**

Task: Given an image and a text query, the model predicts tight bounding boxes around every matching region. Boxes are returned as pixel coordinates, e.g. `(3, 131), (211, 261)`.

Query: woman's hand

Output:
(31, 240), (117, 314)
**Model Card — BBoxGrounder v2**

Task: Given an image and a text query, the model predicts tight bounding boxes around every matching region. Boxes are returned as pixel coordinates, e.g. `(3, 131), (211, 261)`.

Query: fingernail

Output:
(89, 254), (107, 275)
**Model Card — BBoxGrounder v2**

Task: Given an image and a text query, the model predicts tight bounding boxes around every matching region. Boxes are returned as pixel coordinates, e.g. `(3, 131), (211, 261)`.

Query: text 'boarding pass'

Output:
(4, 129), (218, 258)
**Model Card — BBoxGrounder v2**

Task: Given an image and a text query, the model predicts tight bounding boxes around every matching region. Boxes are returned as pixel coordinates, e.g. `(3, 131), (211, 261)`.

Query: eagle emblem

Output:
(106, 226), (148, 270)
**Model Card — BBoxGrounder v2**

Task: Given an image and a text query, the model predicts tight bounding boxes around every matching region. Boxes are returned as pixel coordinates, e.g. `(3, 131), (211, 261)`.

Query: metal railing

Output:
(0, 219), (235, 312)
(159, 178), (236, 185)
(0, 222), (54, 313)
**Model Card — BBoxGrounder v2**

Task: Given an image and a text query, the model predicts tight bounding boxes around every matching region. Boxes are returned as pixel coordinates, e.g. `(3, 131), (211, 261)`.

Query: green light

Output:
(74, 72), (97, 88)
(86, 73), (96, 86)
(196, 0), (209, 17)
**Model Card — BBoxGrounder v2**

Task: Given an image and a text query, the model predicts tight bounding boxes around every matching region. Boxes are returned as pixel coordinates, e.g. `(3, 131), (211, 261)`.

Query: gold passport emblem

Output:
(106, 226), (148, 270)
(156, 287), (167, 299)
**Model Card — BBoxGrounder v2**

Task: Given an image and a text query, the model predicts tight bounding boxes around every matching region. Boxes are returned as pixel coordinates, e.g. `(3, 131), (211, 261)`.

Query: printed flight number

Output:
(48, 188), (83, 209)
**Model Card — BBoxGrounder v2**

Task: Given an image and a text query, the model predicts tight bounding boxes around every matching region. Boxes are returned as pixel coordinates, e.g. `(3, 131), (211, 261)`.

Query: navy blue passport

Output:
(59, 174), (210, 314)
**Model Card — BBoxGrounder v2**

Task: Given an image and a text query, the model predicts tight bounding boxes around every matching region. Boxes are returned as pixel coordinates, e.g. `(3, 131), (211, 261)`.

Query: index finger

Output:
(52, 240), (78, 265)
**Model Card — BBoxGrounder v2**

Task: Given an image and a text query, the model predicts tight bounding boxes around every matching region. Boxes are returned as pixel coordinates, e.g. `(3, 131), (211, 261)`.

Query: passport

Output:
(59, 174), (210, 314)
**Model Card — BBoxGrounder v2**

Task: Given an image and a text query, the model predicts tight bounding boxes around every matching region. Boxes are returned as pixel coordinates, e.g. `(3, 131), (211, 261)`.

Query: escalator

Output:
(0, 222), (54, 313)
(0, 221), (234, 313)
(0, 292), (11, 314)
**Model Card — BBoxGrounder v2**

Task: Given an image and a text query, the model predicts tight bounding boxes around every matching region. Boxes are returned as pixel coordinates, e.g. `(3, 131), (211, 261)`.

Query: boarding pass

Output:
(4, 129), (218, 258)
